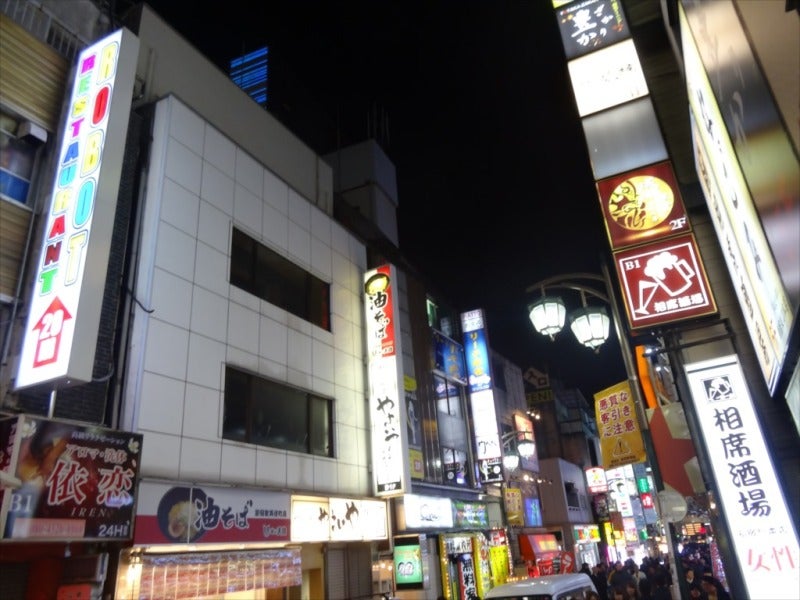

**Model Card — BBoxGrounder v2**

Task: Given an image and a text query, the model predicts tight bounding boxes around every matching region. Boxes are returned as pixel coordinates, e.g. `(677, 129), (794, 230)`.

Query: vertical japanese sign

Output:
(594, 381), (646, 469)
(685, 355), (800, 599)
(364, 265), (409, 496)
(0, 415), (142, 540)
(461, 309), (503, 483)
(15, 29), (139, 389)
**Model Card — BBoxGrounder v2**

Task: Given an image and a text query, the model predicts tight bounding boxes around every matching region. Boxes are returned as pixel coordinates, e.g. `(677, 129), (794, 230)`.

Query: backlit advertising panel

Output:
(596, 161), (690, 250)
(461, 309), (503, 483)
(364, 265), (409, 496)
(682, 3), (792, 393)
(556, 0), (629, 59)
(567, 39), (648, 117)
(681, 0), (799, 307)
(133, 481), (290, 545)
(15, 29), (139, 389)
(1, 415), (142, 541)
(290, 496), (387, 542)
(614, 233), (716, 330)
(685, 355), (800, 599)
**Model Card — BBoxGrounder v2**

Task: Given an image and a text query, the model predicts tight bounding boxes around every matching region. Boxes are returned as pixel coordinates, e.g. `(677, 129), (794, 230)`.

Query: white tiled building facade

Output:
(123, 96), (371, 496)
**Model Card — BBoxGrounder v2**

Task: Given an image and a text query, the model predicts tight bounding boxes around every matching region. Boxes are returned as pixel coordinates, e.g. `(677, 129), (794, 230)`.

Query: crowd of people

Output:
(577, 553), (731, 600)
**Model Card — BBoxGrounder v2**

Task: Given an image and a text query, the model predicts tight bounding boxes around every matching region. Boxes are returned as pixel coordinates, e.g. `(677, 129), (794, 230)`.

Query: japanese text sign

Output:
(364, 265), (409, 496)
(594, 381), (646, 469)
(133, 481), (290, 545)
(1, 415), (142, 541)
(685, 355), (799, 599)
(614, 233), (717, 330)
(556, 0), (629, 59)
(290, 496), (387, 542)
(596, 161), (691, 249)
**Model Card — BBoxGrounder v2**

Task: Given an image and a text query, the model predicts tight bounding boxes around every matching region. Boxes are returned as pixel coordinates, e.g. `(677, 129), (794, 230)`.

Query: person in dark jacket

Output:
(592, 563), (609, 600)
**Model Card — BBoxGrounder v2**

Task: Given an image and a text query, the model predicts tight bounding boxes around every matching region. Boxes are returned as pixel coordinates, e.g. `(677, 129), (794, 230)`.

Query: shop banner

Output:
(0, 415), (142, 541)
(503, 487), (523, 526)
(595, 381), (646, 469)
(133, 481), (290, 544)
(290, 496), (387, 542)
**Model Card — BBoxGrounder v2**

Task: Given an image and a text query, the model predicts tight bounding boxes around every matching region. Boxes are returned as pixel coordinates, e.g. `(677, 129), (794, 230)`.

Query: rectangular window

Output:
(0, 111), (37, 207)
(223, 365), (333, 456)
(230, 227), (330, 330)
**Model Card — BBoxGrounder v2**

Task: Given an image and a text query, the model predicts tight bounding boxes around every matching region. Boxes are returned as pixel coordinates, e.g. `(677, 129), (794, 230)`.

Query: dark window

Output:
(223, 365), (333, 456)
(0, 111), (37, 206)
(230, 227), (330, 330)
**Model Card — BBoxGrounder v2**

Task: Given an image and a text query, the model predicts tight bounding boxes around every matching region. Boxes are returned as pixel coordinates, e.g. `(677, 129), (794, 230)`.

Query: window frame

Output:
(230, 227), (331, 330)
(222, 365), (334, 457)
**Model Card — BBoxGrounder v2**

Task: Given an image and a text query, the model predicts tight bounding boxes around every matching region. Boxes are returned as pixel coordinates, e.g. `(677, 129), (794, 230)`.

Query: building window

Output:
(230, 227), (330, 330)
(223, 365), (333, 456)
(0, 111), (37, 207)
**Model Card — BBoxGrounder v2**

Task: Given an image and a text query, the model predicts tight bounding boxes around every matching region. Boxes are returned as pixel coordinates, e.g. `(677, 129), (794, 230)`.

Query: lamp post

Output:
(500, 429), (536, 473)
(524, 262), (680, 594)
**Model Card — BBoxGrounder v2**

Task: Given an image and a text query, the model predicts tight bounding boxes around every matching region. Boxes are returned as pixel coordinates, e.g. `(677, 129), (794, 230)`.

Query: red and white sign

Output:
(585, 466), (608, 494)
(133, 481), (290, 545)
(614, 233), (716, 330)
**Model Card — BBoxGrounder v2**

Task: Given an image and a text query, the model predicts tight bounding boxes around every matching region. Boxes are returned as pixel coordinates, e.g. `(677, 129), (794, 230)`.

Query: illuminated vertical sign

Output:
(364, 265), (409, 496)
(461, 309), (503, 484)
(681, 3), (792, 393)
(15, 29), (139, 389)
(685, 355), (800, 599)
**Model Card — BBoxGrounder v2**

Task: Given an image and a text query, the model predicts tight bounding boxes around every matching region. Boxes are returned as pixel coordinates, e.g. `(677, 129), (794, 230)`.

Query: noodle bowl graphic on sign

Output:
(157, 487), (207, 542)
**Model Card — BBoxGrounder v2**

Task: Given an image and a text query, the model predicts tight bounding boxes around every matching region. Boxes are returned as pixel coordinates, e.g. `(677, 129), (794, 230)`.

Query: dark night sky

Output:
(139, 0), (628, 399)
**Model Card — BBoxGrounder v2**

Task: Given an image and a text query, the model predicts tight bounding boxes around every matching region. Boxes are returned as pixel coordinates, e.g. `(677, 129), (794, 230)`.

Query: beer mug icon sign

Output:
(635, 251), (695, 315)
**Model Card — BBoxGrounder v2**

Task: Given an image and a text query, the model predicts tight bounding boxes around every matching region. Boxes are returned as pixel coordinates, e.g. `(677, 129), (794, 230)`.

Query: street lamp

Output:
(527, 273), (611, 352)
(500, 430), (536, 472)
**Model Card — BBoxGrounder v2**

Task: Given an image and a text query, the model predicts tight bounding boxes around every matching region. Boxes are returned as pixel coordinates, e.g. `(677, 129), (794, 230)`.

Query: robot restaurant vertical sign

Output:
(364, 265), (408, 496)
(685, 355), (800, 599)
(15, 29), (139, 389)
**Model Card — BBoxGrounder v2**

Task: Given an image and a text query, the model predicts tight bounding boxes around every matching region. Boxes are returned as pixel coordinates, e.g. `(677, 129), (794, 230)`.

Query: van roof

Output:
(485, 573), (596, 599)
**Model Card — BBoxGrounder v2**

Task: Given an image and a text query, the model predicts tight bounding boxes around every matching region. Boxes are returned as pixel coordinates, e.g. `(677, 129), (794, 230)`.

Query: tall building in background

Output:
(229, 46), (268, 109)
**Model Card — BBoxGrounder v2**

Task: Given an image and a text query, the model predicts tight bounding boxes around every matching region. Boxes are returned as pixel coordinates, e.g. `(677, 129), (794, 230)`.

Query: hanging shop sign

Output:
(556, 0), (629, 59)
(594, 381), (646, 469)
(613, 232), (717, 330)
(432, 330), (467, 385)
(0, 415), (142, 541)
(685, 355), (800, 599)
(290, 496), (387, 542)
(682, 2), (794, 394)
(364, 265), (409, 496)
(133, 481), (290, 545)
(595, 161), (691, 250)
(461, 309), (503, 484)
(15, 28), (139, 389)
(503, 488), (523, 526)
(567, 38), (649, 117)
(584, 466), (608, 494)
(453, 500), (489, 529)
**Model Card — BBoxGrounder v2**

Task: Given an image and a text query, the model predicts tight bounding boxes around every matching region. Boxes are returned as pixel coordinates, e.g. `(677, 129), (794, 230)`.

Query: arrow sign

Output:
(31, 297), (72, 368)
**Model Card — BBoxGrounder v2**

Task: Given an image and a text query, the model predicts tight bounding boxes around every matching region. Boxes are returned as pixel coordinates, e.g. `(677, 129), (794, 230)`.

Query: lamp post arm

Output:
(525, 273), (610, 304)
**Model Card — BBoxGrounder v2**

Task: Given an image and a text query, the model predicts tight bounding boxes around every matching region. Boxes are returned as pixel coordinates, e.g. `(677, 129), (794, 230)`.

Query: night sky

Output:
(139, 0), (628, 399)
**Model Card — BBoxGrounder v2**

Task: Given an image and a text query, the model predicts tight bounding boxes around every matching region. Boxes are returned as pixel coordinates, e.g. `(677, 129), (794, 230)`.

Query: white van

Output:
(485, 573), (598, 600)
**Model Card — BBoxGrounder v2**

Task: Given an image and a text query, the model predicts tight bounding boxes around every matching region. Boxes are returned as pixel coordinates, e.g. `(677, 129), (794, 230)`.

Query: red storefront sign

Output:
(614, 233), (717, 330)
(596, 161), (691, 249)
(134, 481), (291, 545)
(0, 415), (142, 541)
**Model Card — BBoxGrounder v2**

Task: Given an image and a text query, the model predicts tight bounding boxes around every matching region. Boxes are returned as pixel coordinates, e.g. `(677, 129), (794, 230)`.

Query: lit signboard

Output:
(567, 39), (648, 117)
(364, 265), (409, 496)
(682, 4), (792, 394)
(461, 309), (503, 483)
(556, 0), (629, 59)
(684, 355), (800, 599)
(585, 466), (608, 494)
(614, 232), (716, 330)
(401, 494), (454, 529)
(595, 161), (690, 249)
(15, 29), (139, 389)
(290, 496), (387, 542)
